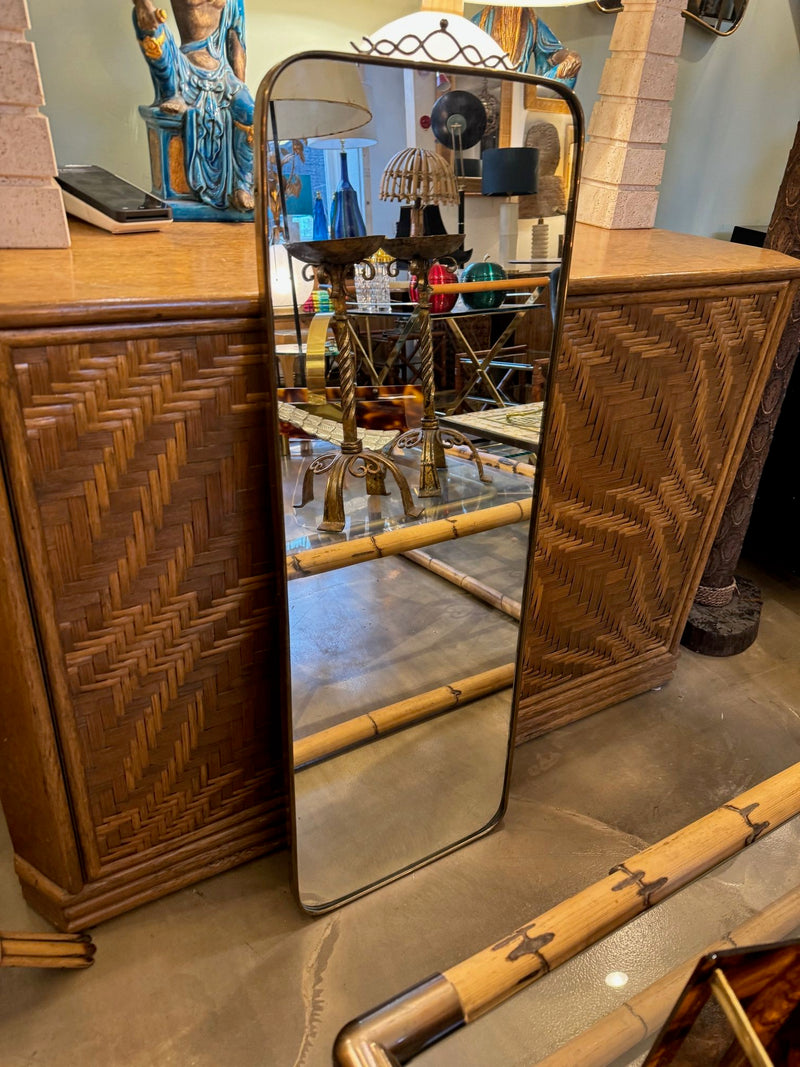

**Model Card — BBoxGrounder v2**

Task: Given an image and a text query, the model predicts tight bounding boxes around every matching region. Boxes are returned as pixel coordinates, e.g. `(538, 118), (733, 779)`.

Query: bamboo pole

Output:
(0, 931), (95, 968)
(402, 549), (521, 621)
(431, 276), (550, 294)
(287, 496), (531, 580)
(444, 762), (800, 1021)
(444, 446), (536, 479)
(334, 762), (800, 1067)
(294, 662), (515, 769)
(534, 884), (800, 1067)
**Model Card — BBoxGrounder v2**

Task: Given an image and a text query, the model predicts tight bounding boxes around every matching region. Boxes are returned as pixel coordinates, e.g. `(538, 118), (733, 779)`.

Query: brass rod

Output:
(286, 496), (532, 580)
(294, 662), (514, 769)
(709, 968), (774, 1067)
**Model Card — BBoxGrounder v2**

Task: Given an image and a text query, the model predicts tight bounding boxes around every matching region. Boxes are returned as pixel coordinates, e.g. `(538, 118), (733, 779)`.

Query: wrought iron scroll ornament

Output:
(595, 0), (751, 35)
(352, 18), (513, 70)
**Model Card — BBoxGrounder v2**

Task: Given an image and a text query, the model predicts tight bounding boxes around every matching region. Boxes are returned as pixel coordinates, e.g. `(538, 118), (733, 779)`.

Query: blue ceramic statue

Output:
(132, 0), (254, 220)
(472, 6), (581, 88)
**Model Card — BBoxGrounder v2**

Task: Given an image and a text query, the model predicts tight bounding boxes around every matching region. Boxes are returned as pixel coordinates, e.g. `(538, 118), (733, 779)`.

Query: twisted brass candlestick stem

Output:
(382, 237), (491, 497)
(287, 239), (421, 532)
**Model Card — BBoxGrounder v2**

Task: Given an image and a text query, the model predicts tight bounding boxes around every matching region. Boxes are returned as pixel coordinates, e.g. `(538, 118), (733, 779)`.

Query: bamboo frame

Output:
(333, 761), (800, 1065)
(536, 885), (800, 1067)
(401, 549), (521, 620)
(444, 446), (536, 479)
(0, 930), (95, 968)
(286, 496), (531, 580)
(430, 276), (550, 295)
(293, 663), (514, 769)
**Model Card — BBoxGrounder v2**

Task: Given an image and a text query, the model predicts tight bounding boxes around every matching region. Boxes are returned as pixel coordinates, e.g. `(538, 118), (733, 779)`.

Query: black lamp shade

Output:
(481, 147), (538, 197)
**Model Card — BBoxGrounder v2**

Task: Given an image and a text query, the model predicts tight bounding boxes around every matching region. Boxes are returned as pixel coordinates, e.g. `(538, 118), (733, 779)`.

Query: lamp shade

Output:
(360, 12), (509, 67)
(268, 58), (372, 140)
(481, 148), (538, 197)
(476, 1), (589, 5)
(380, 148), (460, 207)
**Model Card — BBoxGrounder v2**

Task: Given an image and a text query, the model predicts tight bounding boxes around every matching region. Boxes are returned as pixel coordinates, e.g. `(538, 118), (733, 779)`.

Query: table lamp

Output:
(380, 148), (459, 237)
(481, 146), (539, 268)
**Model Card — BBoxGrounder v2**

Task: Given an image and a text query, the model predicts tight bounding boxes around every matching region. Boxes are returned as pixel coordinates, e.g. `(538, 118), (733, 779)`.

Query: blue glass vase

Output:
(312, 191), (328, 241)
(329, 151), (366, 239)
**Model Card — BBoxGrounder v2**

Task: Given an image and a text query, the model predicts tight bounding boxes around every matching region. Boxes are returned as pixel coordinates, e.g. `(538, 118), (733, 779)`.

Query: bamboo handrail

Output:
(294, 662), (515, 769)
(286, 496), (531, 580)
(333, 761), (800, 1066)
(444, 446), (536, 479)
(0, 931), (96, 968)
(431, 276), (550, 294)
(534, 883), (800, 1067)
(402, 549), (522, 620)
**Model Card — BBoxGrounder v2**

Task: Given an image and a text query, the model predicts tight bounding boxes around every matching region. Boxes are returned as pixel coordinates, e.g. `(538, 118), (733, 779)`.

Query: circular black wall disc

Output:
(430, 91), (487, 150)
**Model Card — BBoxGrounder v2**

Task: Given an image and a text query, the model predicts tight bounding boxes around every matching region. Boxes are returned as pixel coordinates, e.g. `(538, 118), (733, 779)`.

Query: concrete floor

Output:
(1, 557), (799, 1066)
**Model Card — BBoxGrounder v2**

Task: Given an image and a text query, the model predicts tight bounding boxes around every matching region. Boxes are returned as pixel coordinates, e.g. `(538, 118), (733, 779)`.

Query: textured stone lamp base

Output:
(0, 0), (69, 248)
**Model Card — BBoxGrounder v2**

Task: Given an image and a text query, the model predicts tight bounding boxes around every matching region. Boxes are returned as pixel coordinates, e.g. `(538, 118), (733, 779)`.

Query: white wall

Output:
(27, 1), (800, 240)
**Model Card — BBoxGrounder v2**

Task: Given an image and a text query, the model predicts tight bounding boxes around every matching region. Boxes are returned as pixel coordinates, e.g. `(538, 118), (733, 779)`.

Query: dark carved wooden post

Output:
(683, 121), (800, 655)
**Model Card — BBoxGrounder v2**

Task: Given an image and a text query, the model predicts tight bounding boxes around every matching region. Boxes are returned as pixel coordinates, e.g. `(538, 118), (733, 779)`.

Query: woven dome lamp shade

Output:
(380, 148), (459, 236)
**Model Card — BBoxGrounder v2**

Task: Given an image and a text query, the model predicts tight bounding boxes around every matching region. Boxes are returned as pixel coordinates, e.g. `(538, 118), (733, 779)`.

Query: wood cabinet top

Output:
(1, 220), (799, 328)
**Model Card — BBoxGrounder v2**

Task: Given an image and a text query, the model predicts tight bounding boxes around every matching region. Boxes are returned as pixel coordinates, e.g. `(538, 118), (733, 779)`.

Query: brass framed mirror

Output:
(254, 52), (582, 913)
(683, 0), (750, 35)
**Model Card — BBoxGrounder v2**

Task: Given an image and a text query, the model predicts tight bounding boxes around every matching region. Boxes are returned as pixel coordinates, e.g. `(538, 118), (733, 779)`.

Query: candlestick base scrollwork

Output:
(286, 237), (421, 531)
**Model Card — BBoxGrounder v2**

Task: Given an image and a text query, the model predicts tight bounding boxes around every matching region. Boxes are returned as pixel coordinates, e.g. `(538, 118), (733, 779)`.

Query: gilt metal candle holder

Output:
(287, 237), (421, 533)
(382, 235), (490, 497)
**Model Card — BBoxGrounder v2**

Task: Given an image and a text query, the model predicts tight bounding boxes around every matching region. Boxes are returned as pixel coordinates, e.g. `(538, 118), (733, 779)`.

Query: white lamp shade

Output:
(268, 58), (372, 141)
(474, 1), (590, 5)
(365, 12), (509, 67)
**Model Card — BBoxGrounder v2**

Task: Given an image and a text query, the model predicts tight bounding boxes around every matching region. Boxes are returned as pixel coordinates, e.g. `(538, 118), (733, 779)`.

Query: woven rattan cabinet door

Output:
(0, 317), (287, 929)
(516, 281), (794, 742)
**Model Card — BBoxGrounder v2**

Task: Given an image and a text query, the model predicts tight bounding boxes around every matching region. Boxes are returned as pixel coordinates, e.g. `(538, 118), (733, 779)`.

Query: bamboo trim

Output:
(431, 276), (549, 294)
(294, 663), (514, 769)
(402, 550), (521, 621)
(333, 762), (800, 1065)
(535, 884), (800, 1067)
(444, 446), (536, 479)
(709, 968), (772, 1067)
(286, 497), (531, 580)
(0, 931), (95, 968)
(444, 762), (800, 1020)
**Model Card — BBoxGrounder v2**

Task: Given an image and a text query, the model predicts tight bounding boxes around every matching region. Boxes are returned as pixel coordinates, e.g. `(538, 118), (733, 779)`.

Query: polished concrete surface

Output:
(1, 559), (799, 1065)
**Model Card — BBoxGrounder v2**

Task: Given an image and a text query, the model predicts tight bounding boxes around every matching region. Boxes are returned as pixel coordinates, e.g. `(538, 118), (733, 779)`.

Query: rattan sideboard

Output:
(0, 221), (798, 930)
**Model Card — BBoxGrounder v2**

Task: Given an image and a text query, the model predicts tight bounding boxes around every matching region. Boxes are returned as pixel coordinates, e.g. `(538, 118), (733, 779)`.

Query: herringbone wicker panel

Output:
(520, 288), (779, 707)
(12, 325), (284, 873)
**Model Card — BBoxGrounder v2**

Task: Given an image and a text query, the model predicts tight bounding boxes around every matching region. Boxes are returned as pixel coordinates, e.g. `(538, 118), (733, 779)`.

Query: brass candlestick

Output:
(287, 237), (421, 533)
(382, 235), (490, 497)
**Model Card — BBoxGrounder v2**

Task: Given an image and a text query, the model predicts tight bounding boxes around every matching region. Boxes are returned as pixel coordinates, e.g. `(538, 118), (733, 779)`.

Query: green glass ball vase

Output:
(462, 258), (507, 310)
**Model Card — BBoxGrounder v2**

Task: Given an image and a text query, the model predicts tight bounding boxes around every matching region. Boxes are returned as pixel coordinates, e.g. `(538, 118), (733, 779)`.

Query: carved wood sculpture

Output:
(683, 120), (800, 656)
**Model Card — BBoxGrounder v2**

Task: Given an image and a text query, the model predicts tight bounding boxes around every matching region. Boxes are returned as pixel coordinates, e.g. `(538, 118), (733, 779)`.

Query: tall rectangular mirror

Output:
(254, 50), (582, 913)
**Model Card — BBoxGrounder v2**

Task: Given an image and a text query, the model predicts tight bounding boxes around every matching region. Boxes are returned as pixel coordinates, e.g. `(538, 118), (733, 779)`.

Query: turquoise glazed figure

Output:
(472, 7), (581, 88)
(132, 0), (254, 220)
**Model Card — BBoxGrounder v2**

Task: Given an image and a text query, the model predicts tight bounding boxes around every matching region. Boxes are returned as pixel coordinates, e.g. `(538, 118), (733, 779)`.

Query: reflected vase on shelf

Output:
(312, 191), (329, 241)
(330, 151), (367, 239)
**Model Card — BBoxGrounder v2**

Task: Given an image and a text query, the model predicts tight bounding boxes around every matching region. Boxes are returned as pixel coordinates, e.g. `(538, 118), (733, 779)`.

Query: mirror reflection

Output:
(256, 53), (580, 912)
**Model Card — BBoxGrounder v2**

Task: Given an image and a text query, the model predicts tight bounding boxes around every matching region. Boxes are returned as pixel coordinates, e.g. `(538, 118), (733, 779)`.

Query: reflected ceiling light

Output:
(605, 970), (630, 988)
